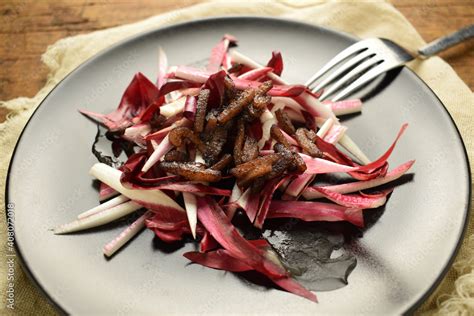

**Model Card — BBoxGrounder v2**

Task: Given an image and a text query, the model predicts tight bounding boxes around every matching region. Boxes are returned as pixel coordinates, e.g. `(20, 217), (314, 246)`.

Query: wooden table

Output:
(1, 0), (472, 123)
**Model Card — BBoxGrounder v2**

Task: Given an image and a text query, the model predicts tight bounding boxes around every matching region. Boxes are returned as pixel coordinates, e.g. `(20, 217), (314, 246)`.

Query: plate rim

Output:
(5, 15), (472, 314)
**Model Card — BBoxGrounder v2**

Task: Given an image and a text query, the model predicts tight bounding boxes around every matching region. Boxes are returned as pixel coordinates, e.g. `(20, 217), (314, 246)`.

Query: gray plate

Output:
(6, 17), (471, 315)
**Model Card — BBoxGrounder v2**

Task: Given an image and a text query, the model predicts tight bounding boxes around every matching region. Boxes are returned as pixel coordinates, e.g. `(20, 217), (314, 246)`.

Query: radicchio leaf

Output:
(185, 239), (271, 272)
(80, 73), (160, 131)
(203, 70), (227, 108)
(268, 200), (364, 227)
(183, 95), (197, 121)
(207, 34), (238, 73)
(313, 187), (393, 209)
(196, 196), (317, 302)
(303, 160), (415, 199)
(266, 51), (283, 76)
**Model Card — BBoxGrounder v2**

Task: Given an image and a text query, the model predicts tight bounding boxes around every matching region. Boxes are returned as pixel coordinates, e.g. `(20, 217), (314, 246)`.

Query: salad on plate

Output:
(54, 34), (414, 302)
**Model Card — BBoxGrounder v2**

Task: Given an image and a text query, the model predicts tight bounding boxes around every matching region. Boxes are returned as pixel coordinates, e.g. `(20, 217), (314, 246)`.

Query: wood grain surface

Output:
(0, 0), (473, 123)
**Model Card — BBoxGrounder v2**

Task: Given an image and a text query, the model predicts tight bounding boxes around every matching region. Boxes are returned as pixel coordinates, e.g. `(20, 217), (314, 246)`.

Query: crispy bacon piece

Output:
(253, 94), (271, 110)
(295, 128), (323, 158)
(223, 76), (237, 101)
(204, 110), (219, 132)
(230, 154), (281, 178)
(217, 88), (256, 124)
(168, 126), (206, 152)
(241, 137), (259, 163)
(159, 162), (222, 182)
(275, 109), (296, 135)
(270, 124), (291, 148)
(210, 154), (233, 171)
(274, 143), (306, 173)
(203, 126), (228, 165)
(252, 143), (303, 187)
(292, 151), (307, 173)
(163, 148), (188, 162)
(244, 102), (266, 122)
(194, 89), (210, 133)
(218, 79), (272, 125)
(238, 163), (272, 187)
(305, 129), (318, 142)
(255, 80), (273, 95)
(264, 159), (291, 184)
(244, 94), (271, 122)
(233, 119), (246, 165)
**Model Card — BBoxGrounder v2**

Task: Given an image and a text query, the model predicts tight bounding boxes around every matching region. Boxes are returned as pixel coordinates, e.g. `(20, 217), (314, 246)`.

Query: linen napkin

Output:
(0, 0), (472, 314)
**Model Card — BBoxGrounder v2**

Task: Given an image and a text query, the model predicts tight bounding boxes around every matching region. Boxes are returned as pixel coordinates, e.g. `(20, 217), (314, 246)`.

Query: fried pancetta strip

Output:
(274, 143), (306, 173)
(194, 89), (210, 133)
(270, 124), (291, 148)
(210, 154), (233, 171)
(203, 126), (228, 165)
(275, 109), (296, 135)
(233, 119), (246, 165)
(238, 163), (273, 187)
(159, 161), (222, 182)
(241, 137), (259, 163)
(163, 148), (188, 162)
(295, 128), (323, 158)
(230, 154), (281, 178)
(217, 88), (256, 124)
(168, 126), (206, 152)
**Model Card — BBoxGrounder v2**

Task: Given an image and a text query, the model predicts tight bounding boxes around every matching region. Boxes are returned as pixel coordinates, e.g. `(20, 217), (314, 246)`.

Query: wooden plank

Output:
(0, 0), (472, 124)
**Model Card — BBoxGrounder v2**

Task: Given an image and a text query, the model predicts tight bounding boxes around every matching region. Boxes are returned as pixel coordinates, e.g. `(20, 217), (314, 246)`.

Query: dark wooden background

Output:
(1, 0), (473, 122)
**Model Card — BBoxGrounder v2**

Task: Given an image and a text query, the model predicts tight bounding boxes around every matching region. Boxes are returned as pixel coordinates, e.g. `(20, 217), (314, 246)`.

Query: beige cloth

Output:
(0, 0), (472, 314)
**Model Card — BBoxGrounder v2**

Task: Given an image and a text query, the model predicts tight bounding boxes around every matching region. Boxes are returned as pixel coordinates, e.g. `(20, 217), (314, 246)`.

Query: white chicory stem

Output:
(77, 194), (129, 219)
(302, 160), (415, 199)
(157, 47), (168, 89)
(324, 125), (347, 144)
(183, 151), (207, 238)
(226, 183), (242, 220)
(159, 96), (186, 118)
(258, 109), (277, 149)
(182, 192), (198, 239)
(142, 134), (173, 172)
(338, 134), (371, 165)
(316, 118), (334, 138)
(90, 163), (184, 212)
(325, 99), (362, 116)
(54, 201), (142, 234)
(103, 211), (151, 257)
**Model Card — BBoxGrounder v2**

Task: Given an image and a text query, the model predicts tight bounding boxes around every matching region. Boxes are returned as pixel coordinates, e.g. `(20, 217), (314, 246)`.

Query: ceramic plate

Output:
(6, 17), (470, 314)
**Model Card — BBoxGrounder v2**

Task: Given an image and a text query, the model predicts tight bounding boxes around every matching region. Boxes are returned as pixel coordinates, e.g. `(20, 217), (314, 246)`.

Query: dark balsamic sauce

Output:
(263, 227), (356, 291)
(233, 212), (361, 292)
(91, 125), (133, 168)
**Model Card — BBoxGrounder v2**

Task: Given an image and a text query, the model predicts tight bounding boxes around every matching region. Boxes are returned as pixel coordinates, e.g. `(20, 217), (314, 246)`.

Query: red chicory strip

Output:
(268, 200), (364, 227)
(313, 187), (393, 209)
(196, 197), (317, 302)
(254, 177), (289, 229)
(303, 160), (415, 199)
(236, 67), (273, 81)
(207, 34), (237, 73)
(266, 51), (283, 76)
(183, 95), (197, 121)
(157, 47), (168, 89)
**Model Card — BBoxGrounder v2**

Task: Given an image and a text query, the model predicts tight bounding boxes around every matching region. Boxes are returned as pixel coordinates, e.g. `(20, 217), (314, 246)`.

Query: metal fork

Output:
(306, 25), (474, 102)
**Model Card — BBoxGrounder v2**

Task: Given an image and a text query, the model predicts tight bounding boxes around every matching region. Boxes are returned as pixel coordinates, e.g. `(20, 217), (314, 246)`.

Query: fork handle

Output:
(418, 24), (474, 57)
